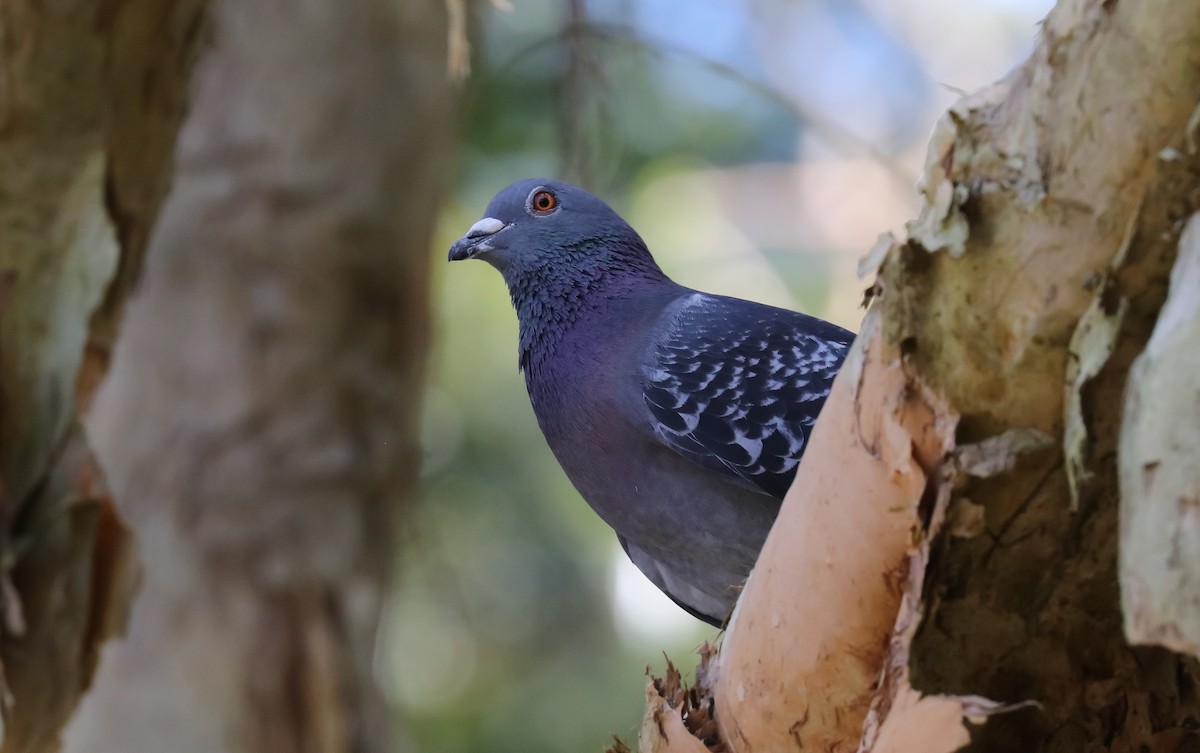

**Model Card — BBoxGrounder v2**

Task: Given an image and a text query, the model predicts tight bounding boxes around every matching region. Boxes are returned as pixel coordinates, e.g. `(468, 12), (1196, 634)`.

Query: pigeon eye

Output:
(530, 190), (558, 214)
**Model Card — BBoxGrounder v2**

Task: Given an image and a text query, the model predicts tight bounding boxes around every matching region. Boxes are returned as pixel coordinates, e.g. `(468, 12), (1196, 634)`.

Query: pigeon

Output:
(448, 178), (854, 626)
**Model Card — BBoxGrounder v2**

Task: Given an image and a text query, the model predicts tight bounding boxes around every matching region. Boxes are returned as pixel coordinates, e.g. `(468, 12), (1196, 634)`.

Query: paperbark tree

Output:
(628, 2), (1200, 752)
(0, 1), (204, 750)
(59, 1), (456, 752)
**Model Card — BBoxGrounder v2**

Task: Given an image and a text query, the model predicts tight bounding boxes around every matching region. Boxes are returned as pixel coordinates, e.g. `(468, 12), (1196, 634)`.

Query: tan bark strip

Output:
(713, 310), (956, 752)
(863, 689), (970, 753)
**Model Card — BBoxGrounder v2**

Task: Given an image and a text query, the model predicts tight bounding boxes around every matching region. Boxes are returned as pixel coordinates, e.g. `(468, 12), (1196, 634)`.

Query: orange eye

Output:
(531, 190), (558, 213)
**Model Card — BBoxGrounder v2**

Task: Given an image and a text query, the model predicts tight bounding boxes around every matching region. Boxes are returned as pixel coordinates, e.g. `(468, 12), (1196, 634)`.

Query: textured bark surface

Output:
(630, 1), (1200, 752)
(0, 1), (203, 750)
(61, 1), (455, 751)
(715, 312), (955, 752)
(897, 1), (1200, 749)
(1119, 216), (1200, 656)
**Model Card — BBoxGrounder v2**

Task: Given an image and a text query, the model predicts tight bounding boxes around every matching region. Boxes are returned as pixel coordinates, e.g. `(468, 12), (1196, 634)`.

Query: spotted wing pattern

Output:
(640, 293), (853, 499)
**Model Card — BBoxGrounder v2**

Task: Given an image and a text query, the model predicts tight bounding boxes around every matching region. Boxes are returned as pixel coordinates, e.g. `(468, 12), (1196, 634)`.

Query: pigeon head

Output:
(448, 179), (665, 288)
(449, 179), (673, 369)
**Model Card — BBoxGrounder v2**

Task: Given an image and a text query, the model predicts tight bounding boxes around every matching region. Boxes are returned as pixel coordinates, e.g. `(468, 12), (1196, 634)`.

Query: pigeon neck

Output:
(507, 258), (668, 371)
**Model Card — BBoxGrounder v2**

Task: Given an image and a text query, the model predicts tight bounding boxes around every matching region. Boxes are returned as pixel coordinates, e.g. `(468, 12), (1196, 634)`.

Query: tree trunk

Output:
(630, 2), (1200, 752)
(61, 1), (456, 752)
(0, 1), (203, 750)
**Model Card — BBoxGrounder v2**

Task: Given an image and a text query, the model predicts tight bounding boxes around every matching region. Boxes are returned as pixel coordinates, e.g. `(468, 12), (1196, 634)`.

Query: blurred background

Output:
(397, 1), (1053, 750)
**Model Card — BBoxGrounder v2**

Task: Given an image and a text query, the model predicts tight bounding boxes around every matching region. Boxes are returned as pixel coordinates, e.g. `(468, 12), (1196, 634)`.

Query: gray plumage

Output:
(449, 178), (853, 626)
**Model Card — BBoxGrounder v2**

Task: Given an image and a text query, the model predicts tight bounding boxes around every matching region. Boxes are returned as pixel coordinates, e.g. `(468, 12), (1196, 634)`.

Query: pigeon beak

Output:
(448, 217), (508, 261)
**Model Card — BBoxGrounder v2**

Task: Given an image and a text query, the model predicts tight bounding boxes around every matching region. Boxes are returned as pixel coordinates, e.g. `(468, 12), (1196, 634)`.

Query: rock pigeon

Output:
(448, 178), (854, 626)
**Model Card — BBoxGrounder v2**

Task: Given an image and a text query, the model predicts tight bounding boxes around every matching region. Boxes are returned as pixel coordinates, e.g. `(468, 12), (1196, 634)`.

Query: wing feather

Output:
(639, 293), (853, 499)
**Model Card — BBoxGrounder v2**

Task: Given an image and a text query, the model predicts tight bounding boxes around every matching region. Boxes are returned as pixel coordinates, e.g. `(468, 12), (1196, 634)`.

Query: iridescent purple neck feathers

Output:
(503, 236), (668, 370)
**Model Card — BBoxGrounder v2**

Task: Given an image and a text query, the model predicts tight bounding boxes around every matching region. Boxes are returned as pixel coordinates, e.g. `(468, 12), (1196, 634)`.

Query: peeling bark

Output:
(715, 312), (955, 752)
(1120, 215), (1200, 655)
(62, 1), (456, 751)
(898, 1), (1200, 748)
(0, 1), (203, 750)
(628, 1), (1200, 751)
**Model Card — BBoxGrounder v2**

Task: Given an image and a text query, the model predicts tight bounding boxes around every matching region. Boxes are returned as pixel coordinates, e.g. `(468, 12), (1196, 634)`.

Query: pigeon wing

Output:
(639, 293), (853, 499)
